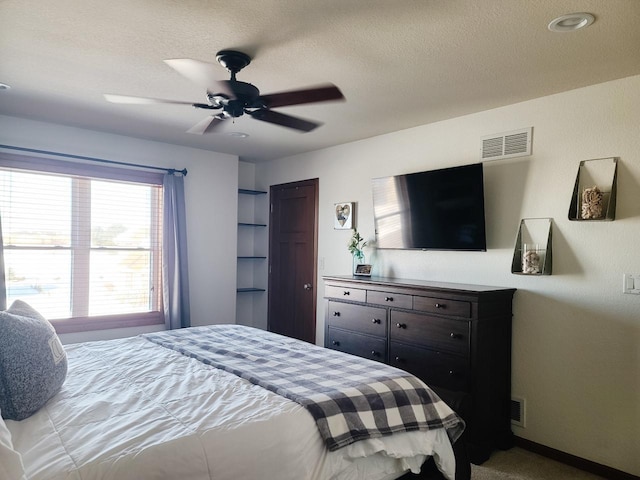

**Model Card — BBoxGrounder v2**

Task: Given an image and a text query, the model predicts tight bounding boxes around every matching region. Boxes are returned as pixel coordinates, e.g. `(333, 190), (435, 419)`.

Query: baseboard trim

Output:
(514, 437), (639, 480)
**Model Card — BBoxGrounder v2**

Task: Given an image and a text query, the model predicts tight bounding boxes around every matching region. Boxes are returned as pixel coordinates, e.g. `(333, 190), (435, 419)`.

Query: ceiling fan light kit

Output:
(104, 49), (344, 135)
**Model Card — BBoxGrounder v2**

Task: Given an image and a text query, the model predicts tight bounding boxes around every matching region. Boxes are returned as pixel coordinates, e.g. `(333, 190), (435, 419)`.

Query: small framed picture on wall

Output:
(334, 202), (353, 230)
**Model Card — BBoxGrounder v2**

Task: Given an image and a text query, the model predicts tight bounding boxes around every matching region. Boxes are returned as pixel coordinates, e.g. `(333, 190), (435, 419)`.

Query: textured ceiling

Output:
(1, 1), (639, 163)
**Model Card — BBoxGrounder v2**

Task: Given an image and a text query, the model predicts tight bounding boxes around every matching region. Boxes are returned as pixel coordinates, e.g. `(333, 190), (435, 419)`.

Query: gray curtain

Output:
(162, 173), (191, 329)
(0, 214), (6, 311)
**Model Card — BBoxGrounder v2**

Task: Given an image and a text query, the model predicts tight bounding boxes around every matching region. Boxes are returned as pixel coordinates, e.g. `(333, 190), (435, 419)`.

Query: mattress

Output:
(5, 328), (457, 480)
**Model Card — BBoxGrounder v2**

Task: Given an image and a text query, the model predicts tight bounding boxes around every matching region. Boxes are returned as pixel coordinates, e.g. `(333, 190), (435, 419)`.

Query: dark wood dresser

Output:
(323, 275), (516, 464)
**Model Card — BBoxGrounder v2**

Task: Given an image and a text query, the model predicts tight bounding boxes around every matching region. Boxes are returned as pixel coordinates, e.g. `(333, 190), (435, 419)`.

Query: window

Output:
(0, 156), (164, 333)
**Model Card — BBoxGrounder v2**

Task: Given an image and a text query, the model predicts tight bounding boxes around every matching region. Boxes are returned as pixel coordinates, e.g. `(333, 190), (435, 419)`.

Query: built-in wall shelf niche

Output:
(237, 188), (268, 294)
(237, 287), (266, 293)
(568, 157), (618, 221)
(238, 188), (267, 195)
(238, 222), (267, 227)
(511, 218), (552, 276)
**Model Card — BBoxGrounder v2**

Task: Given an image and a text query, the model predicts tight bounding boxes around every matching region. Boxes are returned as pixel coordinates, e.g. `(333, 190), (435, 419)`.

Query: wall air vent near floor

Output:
(481, 127), (533, 161)
(510, 396), (526, 428)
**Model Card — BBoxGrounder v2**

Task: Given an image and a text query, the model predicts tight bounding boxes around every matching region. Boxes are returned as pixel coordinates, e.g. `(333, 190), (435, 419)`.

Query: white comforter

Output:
(6, 334), (455, 480)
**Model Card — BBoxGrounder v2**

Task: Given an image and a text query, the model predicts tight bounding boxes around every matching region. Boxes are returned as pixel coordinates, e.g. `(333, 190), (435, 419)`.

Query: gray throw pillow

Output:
(0, 300), (67, 421)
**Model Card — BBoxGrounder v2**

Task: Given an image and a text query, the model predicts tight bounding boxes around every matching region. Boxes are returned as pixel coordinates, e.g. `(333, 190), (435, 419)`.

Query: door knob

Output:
(303, 283), (312, 290)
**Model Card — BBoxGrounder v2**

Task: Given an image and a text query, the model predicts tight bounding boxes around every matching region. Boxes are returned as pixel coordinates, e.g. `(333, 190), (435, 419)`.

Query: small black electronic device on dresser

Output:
(323, 275), (516, 465)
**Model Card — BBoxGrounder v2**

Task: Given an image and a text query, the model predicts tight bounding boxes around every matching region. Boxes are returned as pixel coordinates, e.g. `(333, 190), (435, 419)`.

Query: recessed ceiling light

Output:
(0, 83), (11, 90)
(548, 13), (595, 32)
(227, 132), (249, 138)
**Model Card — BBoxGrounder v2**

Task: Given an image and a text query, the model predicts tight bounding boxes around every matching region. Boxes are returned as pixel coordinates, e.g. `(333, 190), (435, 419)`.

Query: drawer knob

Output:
(371, 350), (380, 357)
(332, 340), (340, 346)
(333, 311), (341, 317)
(450, 332), (460, 339)
(395, 356), (403, 362)
(371, 318), (381, 324)
(449, 370), (456, 376)
(385, 296), (394, 302)
(343, 291), (350, 296)
(395, 322), (406, 329)
(435, 303), (445, 309)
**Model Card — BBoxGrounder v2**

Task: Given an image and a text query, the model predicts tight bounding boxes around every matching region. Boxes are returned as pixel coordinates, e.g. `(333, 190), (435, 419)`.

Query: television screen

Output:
(372, 163), (487, 251)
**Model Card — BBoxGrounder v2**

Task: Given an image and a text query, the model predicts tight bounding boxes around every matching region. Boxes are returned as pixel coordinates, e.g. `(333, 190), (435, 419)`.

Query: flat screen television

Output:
(371, 163), (487, 251)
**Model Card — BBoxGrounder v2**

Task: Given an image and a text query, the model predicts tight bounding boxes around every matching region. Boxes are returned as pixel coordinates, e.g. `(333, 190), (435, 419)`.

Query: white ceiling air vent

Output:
(481, 127), (533, 161)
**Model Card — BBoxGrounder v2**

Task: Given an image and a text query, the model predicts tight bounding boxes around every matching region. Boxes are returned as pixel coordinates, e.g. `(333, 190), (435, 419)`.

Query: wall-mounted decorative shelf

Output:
(237, 287), (266, 293)
(237, 256), (267, 259)
(511, 218), (552, 275)
(568, 157), (617, 221)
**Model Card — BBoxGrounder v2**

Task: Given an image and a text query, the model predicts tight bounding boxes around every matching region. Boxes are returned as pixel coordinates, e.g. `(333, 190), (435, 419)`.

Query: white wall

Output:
(0, 115), (240, 343)
(256, 75), (640, 476)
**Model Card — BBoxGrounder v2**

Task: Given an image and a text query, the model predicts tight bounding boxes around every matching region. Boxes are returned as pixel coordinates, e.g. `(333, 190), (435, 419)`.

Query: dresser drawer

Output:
(325, 285), (366, 303)
(413, 295), (471, 318)
(390, 310), (469, 355)
(327, 301), (387, 337)
(366, 290), (412, 309)
(390, 341), (469, 392)
(327, 327), (387, 363)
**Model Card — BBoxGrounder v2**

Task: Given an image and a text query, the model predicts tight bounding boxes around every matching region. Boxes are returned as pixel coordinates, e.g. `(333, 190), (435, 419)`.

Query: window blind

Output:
(0, 159), (163, 329)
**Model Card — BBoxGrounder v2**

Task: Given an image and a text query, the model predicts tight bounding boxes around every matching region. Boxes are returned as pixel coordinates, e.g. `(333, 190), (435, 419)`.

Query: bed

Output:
(1, 309), (466, 480)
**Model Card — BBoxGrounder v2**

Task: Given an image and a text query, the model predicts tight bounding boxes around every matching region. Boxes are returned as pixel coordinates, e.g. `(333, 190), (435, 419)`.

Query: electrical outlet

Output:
(623, 274), (640, 295)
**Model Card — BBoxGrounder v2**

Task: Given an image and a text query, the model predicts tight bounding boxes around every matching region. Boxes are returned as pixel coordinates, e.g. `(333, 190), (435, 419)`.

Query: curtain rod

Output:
(0, 144), (187, 176)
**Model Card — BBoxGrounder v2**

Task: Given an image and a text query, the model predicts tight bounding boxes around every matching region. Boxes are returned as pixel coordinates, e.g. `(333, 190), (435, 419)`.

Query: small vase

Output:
(522, 243), (541, 274)
(352, 251), (365, 274)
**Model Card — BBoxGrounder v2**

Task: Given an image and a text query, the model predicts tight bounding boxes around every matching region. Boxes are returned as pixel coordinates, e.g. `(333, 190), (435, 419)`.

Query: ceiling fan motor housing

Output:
(220, 81), (261, 117)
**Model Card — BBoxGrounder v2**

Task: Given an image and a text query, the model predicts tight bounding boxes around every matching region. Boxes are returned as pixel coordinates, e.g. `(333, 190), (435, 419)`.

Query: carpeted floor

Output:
(470, 448), (607, 480)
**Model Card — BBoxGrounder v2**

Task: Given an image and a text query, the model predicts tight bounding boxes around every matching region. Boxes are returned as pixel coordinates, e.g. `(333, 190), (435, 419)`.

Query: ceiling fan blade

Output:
(259, 84), (344, 108)
(249, 109), (320, 132)
(186, 115), (225, 135)
(104, 94), (195, 105)
(164, 59), (234, 97)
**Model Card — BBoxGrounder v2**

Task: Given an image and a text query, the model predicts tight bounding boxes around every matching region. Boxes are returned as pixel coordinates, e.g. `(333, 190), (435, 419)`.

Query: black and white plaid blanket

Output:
(143, 325), (464, 451)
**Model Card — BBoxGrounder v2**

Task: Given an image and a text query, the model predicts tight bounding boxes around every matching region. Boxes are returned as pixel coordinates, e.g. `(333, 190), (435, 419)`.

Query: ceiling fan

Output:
(104, 50), (344, 134)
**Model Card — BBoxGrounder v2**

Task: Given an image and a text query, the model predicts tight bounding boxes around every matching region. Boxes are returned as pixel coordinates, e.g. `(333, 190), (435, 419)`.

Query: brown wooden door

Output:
(268, 179), (318, 343)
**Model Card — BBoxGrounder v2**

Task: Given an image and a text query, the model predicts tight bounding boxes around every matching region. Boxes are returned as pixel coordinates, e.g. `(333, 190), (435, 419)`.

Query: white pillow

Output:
(0, 411), (27, 480)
